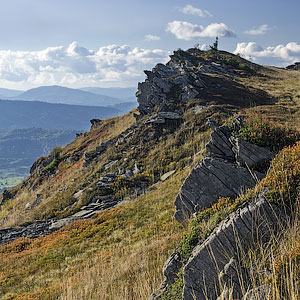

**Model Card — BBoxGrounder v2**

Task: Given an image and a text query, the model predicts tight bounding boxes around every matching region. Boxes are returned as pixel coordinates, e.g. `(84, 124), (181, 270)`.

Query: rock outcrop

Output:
(182, 194), (286, 300)
(136, 62), (203, 115)
(0, 197), (120, 245)
(135, 49), (270, 118)
(153, 118), (277, 300)
(286, 62), (300, 70)
(174, 124), (275, 223)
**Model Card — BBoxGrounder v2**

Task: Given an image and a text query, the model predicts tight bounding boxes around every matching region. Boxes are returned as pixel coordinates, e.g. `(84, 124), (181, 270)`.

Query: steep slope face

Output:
(0, 48), (268, 229)
(0, 48), (300, 300)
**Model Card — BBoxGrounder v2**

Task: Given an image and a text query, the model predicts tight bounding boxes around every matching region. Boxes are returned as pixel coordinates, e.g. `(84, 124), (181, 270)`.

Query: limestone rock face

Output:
(182, 195), (286, 300)
(230, 136), (275, 168)
(136, 61), (203, 116)
(174, 125), (275, 224)
(174, 157), (264, 223)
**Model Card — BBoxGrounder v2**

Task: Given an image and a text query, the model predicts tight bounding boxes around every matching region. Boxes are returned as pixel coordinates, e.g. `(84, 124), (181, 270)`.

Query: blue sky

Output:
(0, 0), (299, 90)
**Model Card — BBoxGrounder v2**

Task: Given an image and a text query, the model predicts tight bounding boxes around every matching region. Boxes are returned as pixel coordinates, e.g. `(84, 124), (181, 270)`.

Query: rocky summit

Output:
(136, 48), (270, 117)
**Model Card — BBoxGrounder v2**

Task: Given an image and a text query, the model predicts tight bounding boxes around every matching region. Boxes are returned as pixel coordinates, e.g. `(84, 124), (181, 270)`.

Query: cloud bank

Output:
(166, 21), (236, 40)
(245, 24), (271, 35)
(181, 5), (212, 17)
(144, 34), (161, 41)
(234, 42), (300, 65)
(0, 42), (170, 89)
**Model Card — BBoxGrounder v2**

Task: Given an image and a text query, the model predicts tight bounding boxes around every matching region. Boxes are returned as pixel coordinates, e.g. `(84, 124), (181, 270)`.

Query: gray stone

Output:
(73, 190), (84, 200)
(182, 195), (286, 300)
(157, 112), (182, 120)
(174, 157), (264, 223)
(90, 118), (102, 128)
(193, 105), (206, 114)
(133, 163), (140, 175)
(175, 122), (276, 224)
(104, 160), (118, 170)
(206, 126), (235, 161)
(230, 137), (275, 168)
(123, 169), (134, 179)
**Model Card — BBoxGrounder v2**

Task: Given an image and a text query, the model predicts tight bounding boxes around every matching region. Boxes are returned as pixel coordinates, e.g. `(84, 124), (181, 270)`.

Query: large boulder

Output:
(136, 62), (202, 116)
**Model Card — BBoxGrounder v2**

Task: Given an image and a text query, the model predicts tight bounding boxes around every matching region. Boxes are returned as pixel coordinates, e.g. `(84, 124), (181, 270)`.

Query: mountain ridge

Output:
(9, 85), (125, 107)
(0, 47), (300, 299)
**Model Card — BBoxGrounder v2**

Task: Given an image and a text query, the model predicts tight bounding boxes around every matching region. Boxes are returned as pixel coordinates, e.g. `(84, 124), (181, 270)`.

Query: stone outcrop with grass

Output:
(174, 120), (275, 224)
(183, 193), (286, 300)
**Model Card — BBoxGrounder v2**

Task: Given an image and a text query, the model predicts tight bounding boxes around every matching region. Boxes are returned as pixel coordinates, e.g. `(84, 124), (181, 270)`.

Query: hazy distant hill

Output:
(80, 87), (136, 100)
(110, 101), (137, 112)
(10, 85), (123, 106)
(0, 128), (76, 192)
(0, 88), (23, 99)
(0, 128), (76, 158)
(0, 99), (121, 131)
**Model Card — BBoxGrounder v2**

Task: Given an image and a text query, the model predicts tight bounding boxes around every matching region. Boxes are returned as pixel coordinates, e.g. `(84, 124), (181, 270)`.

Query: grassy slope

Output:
(0, 54), (300, 299)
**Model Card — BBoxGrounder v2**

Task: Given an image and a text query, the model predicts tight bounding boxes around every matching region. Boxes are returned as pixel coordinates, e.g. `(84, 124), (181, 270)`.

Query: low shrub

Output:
(260, 141), (300, 205)
(228, 114), (300, 152)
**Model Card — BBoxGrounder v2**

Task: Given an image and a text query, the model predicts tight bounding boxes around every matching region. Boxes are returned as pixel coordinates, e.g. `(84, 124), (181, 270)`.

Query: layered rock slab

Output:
(182, 195), (286, 300)
(174, 157), (264, 223)
(174, 125), (274, 223)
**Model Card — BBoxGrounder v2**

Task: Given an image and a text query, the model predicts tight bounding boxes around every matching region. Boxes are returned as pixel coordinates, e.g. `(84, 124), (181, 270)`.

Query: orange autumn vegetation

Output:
(0, 169), (189, 300)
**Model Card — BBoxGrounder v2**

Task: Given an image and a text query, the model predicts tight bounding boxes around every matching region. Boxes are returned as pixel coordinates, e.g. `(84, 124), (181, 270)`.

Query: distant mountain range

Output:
(0, 85), (137, 107)
(0, 85), (137, 188)
(79, 87), (136, 100)
(0, 99), (122, 131)
(0, 88), (23, 99)
(9, 85), (125, 106)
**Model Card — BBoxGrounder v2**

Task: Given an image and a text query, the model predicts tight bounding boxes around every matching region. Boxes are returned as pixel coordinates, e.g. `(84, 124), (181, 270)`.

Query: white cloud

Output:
(144, 34), (161, 41)
(166, 21), (236, 40)
(0, 42), (170, 89)
(234, 42), (300, 65)
(195, 44), (209, 50)
(245, 24), (271, 35)
(181, 5), (212, 17)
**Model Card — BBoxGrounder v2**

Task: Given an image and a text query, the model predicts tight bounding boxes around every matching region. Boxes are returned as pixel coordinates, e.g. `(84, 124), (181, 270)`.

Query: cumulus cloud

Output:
(181, 5), (212, 17)
(0, 42), (170, 89)
(234, 42), (300, 65)
(166, 21), (236, 40)
(245, 24), (271, 35)
(144, 34), (161, 41)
